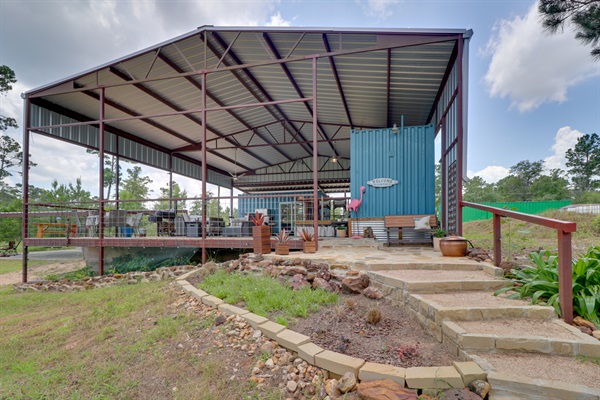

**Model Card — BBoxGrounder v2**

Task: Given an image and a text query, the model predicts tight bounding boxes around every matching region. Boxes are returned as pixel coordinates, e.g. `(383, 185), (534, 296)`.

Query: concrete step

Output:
(469, 352), (600, 400)
(442, 318), (600, 357)
(368, 269), (507, 294)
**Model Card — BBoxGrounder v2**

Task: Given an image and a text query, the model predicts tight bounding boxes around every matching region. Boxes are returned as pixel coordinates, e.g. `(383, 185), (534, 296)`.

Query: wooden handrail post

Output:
(493, 213), (501, 267)
(558, 230), (573, 324)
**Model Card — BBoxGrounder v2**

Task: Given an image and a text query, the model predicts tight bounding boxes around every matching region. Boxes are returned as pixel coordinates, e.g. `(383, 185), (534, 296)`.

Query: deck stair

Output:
(366, 258), (600, 399)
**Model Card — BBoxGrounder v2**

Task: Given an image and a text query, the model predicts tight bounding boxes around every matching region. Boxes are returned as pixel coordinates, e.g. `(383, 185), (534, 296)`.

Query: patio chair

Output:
(128, 213), (143, 236)
(105, 209), (128, 237)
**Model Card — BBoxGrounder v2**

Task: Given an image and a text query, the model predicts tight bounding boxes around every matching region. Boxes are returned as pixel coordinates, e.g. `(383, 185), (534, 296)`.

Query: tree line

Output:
(463, 133), (600, 204)
(0, 66), (231, 242)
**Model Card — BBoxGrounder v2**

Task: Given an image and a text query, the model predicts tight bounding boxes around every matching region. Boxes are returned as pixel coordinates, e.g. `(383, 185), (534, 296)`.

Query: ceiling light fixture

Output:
(331, 156), (338, 163)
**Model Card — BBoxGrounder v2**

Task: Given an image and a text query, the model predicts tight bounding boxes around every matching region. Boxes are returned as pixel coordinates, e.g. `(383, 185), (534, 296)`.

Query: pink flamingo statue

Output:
(348, 186), (366, 238)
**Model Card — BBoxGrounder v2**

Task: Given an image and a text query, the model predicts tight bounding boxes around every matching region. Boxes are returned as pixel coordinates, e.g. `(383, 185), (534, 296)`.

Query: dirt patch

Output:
(0, 260), (85, 286)
(287, 293), (460, 368)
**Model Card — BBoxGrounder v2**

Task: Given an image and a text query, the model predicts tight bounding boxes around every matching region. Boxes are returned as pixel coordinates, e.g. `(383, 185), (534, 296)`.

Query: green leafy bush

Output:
(496, 246), (600, 328)
(108, 254), (191, 274)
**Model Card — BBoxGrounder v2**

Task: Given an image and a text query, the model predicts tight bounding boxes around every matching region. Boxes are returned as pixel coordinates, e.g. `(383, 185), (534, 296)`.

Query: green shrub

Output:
(496, 246), (600, 328)
(108, 254), (191, 274)
(46, 266), (96, 281)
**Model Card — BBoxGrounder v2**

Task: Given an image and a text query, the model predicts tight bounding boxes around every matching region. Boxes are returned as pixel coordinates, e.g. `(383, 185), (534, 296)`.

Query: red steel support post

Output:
(21, 97), (30, 283)
(312, 57), (318, 251)
(201, 72), (207, 264)
(558, 230), (573, 324)
(493, 213), (501, 266)
(99, 87), (106, 275)
(456, 36), (464, 236)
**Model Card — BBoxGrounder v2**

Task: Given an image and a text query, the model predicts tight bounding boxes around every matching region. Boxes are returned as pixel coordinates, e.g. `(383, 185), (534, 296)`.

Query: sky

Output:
(1, 0), (599, 199)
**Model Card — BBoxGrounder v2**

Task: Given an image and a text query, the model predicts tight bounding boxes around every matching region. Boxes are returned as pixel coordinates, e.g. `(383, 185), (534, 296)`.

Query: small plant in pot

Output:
(336, 225), (347, 238)
(274, 228), (290, 255)
(432, 227), (447, 251)
(299, 228), (316, 253)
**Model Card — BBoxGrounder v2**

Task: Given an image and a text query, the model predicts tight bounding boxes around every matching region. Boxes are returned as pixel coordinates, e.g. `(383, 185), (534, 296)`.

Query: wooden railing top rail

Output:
(462, 201), (576, 232)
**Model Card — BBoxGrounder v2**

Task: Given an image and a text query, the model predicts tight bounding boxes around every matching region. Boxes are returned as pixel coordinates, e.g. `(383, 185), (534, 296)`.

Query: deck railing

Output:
(461, 201), (576, 324)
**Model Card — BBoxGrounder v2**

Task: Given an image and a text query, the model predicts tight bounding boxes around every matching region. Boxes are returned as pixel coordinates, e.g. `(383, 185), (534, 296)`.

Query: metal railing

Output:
(462, 201), (576, 324)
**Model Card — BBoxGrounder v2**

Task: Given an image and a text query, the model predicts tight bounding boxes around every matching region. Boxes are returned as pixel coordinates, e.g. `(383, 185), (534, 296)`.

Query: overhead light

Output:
(331, 156), (338, 163)
(391, 123), (398, 134)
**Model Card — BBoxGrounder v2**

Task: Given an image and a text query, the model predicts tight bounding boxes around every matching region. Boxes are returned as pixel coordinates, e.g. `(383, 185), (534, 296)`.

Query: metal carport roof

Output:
(25, 26), (472, 193)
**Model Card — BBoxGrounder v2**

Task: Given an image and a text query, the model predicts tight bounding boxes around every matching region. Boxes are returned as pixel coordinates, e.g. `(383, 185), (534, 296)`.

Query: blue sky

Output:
(0, 0), (599, 196)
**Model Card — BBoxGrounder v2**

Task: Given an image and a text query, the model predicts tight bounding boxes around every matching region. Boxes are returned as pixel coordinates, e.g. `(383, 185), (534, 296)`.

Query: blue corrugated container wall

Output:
(350, 125), (435, 218)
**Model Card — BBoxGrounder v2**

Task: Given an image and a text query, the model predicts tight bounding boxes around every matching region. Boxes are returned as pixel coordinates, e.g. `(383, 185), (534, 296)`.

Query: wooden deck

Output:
(23, 236), (306, 250)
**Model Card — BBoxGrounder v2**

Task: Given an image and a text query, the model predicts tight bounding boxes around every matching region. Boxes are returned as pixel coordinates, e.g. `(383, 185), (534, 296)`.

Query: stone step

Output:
(442, 319), (600, 357)
(404, 291), (556, 342)
(469, 352), (600, 400)
(366, 260), (502, 275)
(368, 269), (507, 294)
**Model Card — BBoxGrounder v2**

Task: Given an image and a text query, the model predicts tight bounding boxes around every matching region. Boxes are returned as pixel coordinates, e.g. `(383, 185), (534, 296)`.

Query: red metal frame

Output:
(462, 201), (575, 324)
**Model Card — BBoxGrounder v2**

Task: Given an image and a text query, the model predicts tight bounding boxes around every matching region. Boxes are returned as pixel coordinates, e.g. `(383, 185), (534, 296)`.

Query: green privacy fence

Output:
(462, 200), (572, 222)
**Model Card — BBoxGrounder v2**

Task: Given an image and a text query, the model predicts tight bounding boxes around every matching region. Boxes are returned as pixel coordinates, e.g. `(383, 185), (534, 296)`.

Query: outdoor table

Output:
(35, 223), (77, 238)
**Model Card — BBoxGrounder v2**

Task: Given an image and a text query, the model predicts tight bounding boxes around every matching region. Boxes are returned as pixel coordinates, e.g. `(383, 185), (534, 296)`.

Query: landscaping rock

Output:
(341, 274), (370, 294)
(357, 379), (417, 400)
(362, 287), (384, 300)
(574, 316), (598, 331)
(592, 330), (600, 340)
(337, 371), (357, 393)
(468, 380), (490, 399)
(312, 277), (334, 292)
(325, 379), (342, 398)
(289, 274), (310, 291)
(283, 266), (307, 276)
(316, 267), (332, 281)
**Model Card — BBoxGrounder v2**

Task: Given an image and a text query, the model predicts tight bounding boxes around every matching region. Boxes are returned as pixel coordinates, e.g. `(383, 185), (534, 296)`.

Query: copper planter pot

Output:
(439, 236), (468, 257)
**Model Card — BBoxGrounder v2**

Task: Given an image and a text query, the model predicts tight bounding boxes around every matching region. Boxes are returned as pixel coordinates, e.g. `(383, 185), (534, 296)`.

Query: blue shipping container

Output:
(350, 124), (435, 218)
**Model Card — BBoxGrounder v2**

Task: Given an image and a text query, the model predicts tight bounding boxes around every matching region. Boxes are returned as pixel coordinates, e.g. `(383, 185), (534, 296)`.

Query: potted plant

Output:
(299, 228), (316, 253)
(336, 225), (347, 238)
(250, 212), (271, 254)
(274, 229), (290, 255)
(432, 227), (447, 251)
(439, 235), (469, 257)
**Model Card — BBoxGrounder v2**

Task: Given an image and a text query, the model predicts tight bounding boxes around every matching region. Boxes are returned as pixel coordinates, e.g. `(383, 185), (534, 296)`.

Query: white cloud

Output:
(468, 165), (510, 183)
(483, 3), (599, 112)
(544, 126), (583, 171)
(266, 12), (292, 27)
(0, 0), (286, 89)
(355, 0), (399, 20)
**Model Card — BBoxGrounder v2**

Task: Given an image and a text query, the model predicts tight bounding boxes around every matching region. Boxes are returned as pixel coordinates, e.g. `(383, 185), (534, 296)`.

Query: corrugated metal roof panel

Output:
(27, 27), (469, 194)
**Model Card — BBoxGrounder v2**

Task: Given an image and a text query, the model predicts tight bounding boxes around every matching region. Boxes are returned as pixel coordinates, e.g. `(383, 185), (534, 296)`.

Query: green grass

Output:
(463, 209), (600, 259)
(0, 259), (53, 275)
(199, 269), (338, 326)
(0, 282), (281, 399)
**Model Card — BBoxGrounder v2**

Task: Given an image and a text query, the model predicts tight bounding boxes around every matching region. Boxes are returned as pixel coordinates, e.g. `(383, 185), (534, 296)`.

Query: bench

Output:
(384, 215), (438, 246)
